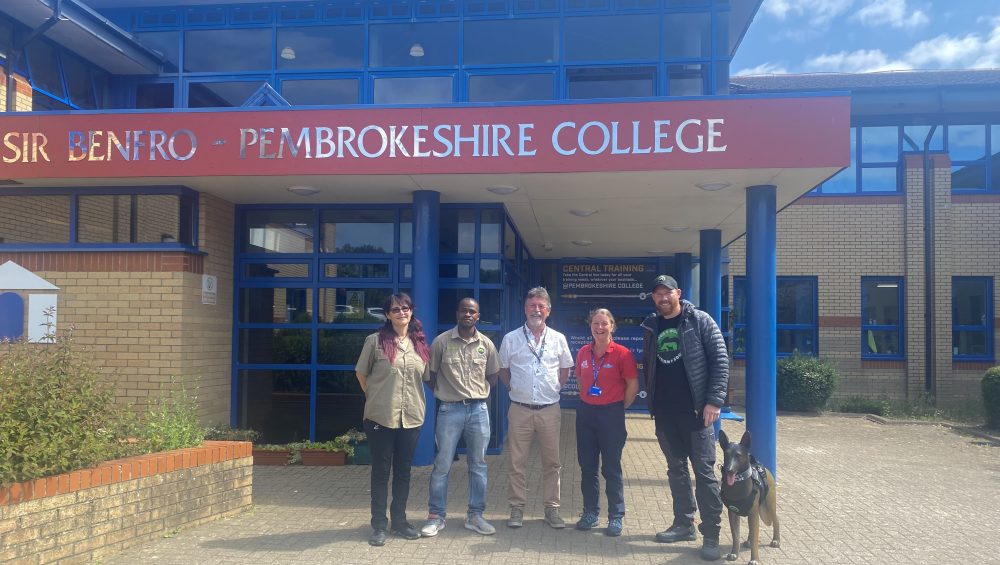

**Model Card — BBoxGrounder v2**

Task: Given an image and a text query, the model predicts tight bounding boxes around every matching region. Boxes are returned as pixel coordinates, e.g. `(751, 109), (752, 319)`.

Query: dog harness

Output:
(724, 459), (770, 517)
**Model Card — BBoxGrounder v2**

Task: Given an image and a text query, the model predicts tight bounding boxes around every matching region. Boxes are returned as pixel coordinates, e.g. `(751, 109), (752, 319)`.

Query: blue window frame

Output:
(861, 277), (905, 359)
(952, 277), (994, 361)
(949, 124), (1000, 193)
(733, 276), (817, 358)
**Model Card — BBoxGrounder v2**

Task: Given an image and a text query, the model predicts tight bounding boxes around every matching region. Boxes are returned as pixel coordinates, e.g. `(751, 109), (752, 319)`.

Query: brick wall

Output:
(727, 155), (998, 406)
(0, 69), (33, 112)
(0, 441), (253, 564)
(0, 192), (236, 424)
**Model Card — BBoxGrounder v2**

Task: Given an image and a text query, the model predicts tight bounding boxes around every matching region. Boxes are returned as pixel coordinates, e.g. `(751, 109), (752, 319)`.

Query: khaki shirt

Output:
(355, 333), (429, 429)
(429, 327), (500, 402)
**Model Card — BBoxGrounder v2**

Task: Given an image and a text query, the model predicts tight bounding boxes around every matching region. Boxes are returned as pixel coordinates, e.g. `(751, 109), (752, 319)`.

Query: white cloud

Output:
(852, 0), (929, 29)
(804, 49), (911, 72)
(761, 0), (855, 26)
(734, 62), (790, 76)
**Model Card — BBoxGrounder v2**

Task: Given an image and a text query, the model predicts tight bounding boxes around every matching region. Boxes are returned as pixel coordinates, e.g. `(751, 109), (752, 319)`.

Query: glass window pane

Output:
(777, 329), (814, 356)
(733, 326), (746, 355)
(861, 167), (897, 192)
(78, 195), (131, 243)
(243, 210), (314, 254)
(63, 55), (95, 109)
(903, 125), (943, 152)
(668, 64), (705, 96)
(464, 19), (557, 65)
(25, 40), (63, 97)
(281, 79), (358, 105)
(323, 263), (390, 279)
(245, 263), (310, 279)
(504, 221), (516, 260)
(316, 370), (365, 440)
(241, 288), (313, 323)
(664, 12), (711, 59)
(318, 329), (372, 365)
(319, 287), (393, 323)
(481, 259), (502, 284)
(188, 81), (264, 108)
(134, 194), (180, 243)
(440, 263), (472, 279)
(953, 330), (988, 356)
(953, 279), (988, 325)
(864, 330), (900, 356)
(184, 29), (271, 72)
(277, 26), (364, 70)
(438, 288), (475, 324)
(370, 22), (458, 67)
(134, 31), (179, 73)
(777, 280), (814, 325)
(565, 15), (658, 62)
(239, 329), (311, 364)
(321, 209), (395, 253)
(948, 125), (986, 161)
(863, 281), (900, 325)
(568, 67), (655, 99)
(819, 130), (857, 193)
(374, 76), (453, 104)
(136, 83), (175, 109)
(237, 370), (310, 444)
(952, 164), (986, 191)
(440, 209), (476, 254)
(481, 209), (503, 253)
(0, 196), (70, 243)
(733, 279), (746, 324)
(479, 289), (502, 325)
(861, 126), (899, 163)
(468, 74), (553, 103)
(400, 209), (413, 254)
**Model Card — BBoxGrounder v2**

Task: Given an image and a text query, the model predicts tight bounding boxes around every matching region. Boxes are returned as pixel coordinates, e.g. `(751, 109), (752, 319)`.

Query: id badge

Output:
(588, 385), (603, 397)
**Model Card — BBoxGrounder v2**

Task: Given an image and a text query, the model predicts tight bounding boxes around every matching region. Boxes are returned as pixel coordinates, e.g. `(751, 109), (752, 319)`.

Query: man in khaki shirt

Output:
(420, 298), (500, 538)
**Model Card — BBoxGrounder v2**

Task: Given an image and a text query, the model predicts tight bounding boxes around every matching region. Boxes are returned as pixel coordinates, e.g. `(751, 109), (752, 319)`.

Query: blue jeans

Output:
(428, 399), (491, 517)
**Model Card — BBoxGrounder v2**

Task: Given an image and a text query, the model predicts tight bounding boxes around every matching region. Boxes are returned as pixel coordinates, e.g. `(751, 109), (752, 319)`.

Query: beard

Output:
(526, 316), (545, 330)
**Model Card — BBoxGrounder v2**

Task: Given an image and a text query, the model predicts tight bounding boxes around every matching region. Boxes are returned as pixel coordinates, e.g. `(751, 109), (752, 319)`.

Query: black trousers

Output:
(654, 411), (723, 540)
(576, 401), (627, 519)
(365, 419), (421, 531)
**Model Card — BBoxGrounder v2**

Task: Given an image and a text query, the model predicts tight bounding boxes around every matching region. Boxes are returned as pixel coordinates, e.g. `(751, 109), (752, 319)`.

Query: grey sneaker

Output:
(655, 523), (697, 543)
(420, 516), (445, 537)
(507, 507), (524, 528)
(700, 538), (721, 561)
(464, 514), (496, 535)
(544, 507), (566, 529)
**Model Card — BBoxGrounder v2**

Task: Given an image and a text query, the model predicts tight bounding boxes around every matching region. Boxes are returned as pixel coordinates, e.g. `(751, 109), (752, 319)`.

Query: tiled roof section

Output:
(730, 69), (1000, 92)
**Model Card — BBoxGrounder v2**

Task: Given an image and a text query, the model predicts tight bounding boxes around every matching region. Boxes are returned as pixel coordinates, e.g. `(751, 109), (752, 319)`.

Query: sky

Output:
(731, 0), (1000, 76)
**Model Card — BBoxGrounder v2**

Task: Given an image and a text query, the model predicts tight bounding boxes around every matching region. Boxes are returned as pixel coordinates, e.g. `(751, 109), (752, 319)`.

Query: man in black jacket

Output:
(640, 275), (728, 561)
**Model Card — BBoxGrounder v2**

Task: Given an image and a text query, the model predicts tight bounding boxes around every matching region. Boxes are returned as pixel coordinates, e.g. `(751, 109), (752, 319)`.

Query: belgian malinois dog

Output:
(718, 430), (780, 565)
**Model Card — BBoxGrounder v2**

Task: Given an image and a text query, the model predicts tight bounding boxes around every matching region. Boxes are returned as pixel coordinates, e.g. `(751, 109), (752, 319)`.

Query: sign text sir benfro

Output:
(1, 118), (726, 163)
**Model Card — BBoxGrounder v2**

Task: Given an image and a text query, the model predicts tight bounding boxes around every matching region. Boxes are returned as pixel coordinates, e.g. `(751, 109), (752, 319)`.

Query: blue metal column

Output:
(698, 230), (721, 323)
(673, 252), (692, 298)
(746, 185), (777, 476)
(412, 190), (440, 467)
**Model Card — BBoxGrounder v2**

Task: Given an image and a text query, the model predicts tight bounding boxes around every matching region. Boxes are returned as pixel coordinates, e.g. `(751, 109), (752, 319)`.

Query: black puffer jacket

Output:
(640, 300), (729, 417)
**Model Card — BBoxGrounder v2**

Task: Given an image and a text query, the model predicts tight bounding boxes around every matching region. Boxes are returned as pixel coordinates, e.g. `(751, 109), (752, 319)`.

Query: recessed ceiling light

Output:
(280, 46), (296, 60)
(486, 185), (519, 195)
(646, 249), (666, 254)
(697, 182), (730, 192)
(569, 209), (598, 217)
(287, 185), (320, 196)
(571, 240), (593, 246)
(542, 242), (554, 251)
(663, 225), (688, 232)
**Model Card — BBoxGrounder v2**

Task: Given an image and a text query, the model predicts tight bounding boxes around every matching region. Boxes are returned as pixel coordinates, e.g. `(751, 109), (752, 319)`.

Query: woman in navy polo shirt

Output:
(573, 308), (639, 537)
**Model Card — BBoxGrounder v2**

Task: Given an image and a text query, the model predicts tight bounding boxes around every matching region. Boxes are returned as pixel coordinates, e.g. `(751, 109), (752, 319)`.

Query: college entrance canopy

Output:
(2, 95), (849, 258)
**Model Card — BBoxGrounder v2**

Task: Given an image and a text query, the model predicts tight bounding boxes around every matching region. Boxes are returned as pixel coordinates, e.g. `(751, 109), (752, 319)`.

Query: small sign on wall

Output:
(202, 274), (218, 305)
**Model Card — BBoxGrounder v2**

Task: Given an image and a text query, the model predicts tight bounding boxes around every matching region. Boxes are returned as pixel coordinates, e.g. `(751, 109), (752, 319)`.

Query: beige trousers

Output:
(505, 402), (562, 508)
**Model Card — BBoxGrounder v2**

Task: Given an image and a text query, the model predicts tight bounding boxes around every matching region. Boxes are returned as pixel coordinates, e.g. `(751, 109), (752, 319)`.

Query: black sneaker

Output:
(390, 522), (421, 540)
(655, 523), (697, 543)
(699, 538), (721, 561)
(368, 529), (387, 547)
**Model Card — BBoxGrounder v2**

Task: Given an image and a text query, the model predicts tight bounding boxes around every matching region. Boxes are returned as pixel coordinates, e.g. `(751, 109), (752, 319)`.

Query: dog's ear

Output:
(718, 429), (729, 449)
(740, 430), (752, 450)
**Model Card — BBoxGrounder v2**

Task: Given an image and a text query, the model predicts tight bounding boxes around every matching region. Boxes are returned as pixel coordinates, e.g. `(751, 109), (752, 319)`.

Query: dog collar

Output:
(732, 467), (753, 482)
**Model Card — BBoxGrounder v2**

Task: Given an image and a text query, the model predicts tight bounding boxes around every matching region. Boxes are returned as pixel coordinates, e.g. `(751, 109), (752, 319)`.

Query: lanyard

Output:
(522, 325), (547, 363)
(590, 345), (609, 387)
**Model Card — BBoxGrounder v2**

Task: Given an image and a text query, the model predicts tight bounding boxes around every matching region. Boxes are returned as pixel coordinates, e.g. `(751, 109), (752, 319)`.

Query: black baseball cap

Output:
(650, 275), (679, 292)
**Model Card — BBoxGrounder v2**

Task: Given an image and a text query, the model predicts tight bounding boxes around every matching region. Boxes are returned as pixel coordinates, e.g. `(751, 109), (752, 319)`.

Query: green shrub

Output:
(292, 437), (354, 458)
(776, 354), (838, 412)
(138, 381), (205, 453)
(836, 395), (890, 416)
(0, 331), (128, 485)
(204, 424), (261, 442)
(983, 367), (1000, 429)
